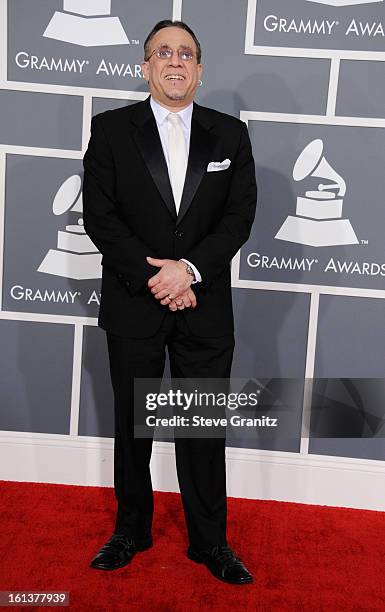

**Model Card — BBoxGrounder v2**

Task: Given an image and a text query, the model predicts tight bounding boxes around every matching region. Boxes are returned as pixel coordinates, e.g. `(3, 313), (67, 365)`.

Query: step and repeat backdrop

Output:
(1, 0), (385, 474)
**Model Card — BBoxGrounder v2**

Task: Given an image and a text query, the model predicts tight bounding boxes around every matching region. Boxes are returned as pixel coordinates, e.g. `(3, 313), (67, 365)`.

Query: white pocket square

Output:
(207, 159), (231, 172)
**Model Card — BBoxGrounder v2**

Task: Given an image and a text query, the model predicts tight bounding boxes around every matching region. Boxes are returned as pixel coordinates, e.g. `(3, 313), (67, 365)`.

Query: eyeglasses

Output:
(146, 45), (196, 62)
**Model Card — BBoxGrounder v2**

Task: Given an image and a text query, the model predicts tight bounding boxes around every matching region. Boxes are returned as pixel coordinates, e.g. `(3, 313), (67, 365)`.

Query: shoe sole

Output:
(90, 540), (153, 571)
(90, 558), (132, 571)
(187, 550), (253, 585)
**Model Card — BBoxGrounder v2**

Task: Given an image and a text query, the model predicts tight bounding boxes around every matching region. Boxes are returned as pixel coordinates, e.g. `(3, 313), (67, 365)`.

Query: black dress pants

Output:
(106, 309), (234, 550)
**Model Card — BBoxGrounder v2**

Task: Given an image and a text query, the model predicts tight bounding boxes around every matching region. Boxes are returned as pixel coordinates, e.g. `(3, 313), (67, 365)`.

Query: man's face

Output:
(141, 26), (203, 109)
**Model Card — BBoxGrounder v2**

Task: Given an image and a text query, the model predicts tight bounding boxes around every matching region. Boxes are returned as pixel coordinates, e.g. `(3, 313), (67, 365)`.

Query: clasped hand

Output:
(147, 257), (197, 311)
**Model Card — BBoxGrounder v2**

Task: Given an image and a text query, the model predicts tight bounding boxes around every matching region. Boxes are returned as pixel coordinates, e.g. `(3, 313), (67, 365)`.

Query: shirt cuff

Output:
(180, 258), (202, 283)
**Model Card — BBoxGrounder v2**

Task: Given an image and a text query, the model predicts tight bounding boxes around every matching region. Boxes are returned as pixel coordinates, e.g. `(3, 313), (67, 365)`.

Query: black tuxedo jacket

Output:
(83, 96), (257, 338)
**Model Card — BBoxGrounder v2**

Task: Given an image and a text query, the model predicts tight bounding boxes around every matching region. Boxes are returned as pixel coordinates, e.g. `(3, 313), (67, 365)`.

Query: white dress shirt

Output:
(150, 96), (202, 283)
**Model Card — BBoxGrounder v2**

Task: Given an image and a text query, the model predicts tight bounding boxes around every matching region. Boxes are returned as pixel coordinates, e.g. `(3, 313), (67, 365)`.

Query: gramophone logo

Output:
(43, 0), (129, 47)
(38, 175), (102, 280)
(306, 0), (382, 5)
(275, 139), (359, 248)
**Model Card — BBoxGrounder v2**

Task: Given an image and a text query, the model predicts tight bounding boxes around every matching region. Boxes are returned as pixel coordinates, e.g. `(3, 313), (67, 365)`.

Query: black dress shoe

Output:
(90, 534), (153, 570)
(187, 545), (253, 584)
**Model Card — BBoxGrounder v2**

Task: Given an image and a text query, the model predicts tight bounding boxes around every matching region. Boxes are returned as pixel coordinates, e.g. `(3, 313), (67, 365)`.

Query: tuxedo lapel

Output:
(130, 98), (217, 225)
(176, 104), (217, 226)
(131, 98), (177, 221)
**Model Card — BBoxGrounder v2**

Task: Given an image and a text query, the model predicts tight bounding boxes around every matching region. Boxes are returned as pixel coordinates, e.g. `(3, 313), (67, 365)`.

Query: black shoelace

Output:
(210, 545), (241, 566)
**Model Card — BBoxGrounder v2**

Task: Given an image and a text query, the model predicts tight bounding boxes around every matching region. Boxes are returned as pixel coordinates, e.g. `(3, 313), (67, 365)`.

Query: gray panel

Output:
(0, 320), (73, 433)
(232, 288), (310, 378)
(8, 0), (173, 90)
(79, 326), (114, 437)
(315, 295), (385, 378)
(228, 288), (310, 452)
(240, 120), (385, 290)
(3, 155), (101, 317)
(253, 0), (385, 54)
(0, 90), (82, 150)
(92, 97), (138, 116)
(337, 61), (385, 119)
(310, 295), (385, 460)
(184, 0), (330, 116)
(309, 439), (385, 462)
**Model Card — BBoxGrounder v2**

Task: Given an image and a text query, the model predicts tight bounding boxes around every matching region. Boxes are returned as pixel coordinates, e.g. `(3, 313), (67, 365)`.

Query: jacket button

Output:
(125, 281), (130, 286)
(174, 230), (183, 237)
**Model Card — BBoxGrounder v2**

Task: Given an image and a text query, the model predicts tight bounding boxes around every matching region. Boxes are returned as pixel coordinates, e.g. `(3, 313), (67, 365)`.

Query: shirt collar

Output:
(150, 96), (193, 129)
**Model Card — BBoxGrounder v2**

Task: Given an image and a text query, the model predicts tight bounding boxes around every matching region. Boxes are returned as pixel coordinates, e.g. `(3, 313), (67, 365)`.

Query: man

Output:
(83, 20), (257, 585)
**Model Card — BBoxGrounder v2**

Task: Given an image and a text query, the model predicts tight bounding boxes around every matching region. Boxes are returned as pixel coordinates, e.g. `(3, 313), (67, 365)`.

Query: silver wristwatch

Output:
(180, 260), (196, 280)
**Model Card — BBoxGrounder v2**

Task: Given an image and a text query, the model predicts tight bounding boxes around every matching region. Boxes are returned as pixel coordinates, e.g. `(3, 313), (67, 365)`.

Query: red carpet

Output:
(1, 480), (385, 611)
